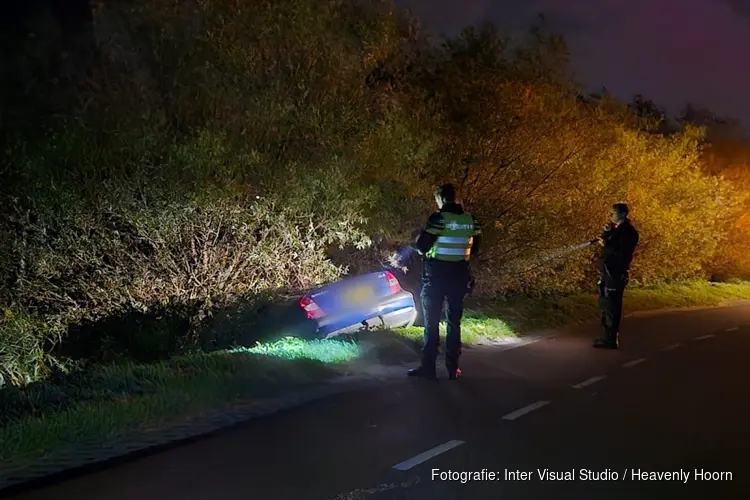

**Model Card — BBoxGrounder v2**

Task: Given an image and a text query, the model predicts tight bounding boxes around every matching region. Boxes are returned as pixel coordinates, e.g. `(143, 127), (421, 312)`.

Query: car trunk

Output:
(308, 271), (394, 318)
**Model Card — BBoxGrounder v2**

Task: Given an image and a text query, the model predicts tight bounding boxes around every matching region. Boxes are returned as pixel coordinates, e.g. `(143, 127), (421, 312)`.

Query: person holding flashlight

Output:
(593, 203), (639, 349)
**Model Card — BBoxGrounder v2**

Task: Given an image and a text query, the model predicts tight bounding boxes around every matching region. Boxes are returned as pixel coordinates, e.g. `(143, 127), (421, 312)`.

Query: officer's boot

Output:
(408, 364), (437, 380)
(593, 331), (619, 349)
(446, 357), (461, 380)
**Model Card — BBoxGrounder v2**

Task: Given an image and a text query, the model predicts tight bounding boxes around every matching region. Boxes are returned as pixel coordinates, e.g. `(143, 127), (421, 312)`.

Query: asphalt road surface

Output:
(8, 302), (750, 500)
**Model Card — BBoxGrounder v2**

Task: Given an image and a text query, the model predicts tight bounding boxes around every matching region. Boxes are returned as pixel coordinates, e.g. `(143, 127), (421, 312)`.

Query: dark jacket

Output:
(599, 219), (639, 284)
(415, 203), (481, 259)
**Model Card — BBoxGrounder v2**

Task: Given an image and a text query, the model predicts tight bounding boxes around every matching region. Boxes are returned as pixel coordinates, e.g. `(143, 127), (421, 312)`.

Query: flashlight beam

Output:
(509, 240), (594, 276)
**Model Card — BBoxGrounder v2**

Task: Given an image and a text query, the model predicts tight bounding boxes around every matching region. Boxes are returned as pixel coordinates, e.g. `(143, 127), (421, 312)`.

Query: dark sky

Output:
(398, 0), (750, 131)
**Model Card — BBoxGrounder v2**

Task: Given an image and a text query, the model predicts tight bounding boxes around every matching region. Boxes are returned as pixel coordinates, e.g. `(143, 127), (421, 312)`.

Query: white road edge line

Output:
(726, 327), (739, 332)
(502, 401), (550, 421)
(392, 440), (465, 471)
(695, 334), (715, 340)
(623, 358), (646, 368)
(661, 343), (681, 351)
(572, 375), (606, 389)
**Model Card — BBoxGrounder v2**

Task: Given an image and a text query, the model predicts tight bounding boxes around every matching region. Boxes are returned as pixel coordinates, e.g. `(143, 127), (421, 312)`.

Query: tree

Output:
(678, 103), (744, 143)
(627, 94), (677, 134)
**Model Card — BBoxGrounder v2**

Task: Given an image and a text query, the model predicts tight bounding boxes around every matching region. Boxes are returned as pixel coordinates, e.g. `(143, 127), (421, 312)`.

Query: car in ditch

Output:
(298, 269), (418, 339)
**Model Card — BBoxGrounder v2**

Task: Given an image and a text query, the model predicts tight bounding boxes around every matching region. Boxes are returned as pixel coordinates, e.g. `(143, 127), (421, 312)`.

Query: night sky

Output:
(398, 0), (750, 133)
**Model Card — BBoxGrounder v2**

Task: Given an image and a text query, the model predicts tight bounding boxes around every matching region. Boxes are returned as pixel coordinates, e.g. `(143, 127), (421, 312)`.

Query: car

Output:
(299, 269), (418, 339)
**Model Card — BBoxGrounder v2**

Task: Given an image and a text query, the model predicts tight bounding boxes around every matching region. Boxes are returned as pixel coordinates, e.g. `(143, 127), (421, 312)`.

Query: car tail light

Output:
(299, 295), (325, 319)
(385, 271), (401, 295)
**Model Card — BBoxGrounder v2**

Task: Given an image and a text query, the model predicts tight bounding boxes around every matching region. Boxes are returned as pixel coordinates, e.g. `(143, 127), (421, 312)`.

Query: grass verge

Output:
(394, 280), (750, 345)
(0, 338), (359, 464)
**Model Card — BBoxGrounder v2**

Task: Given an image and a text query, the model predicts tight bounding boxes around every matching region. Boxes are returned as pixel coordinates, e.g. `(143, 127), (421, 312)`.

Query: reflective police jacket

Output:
(416, 203), (481, 262)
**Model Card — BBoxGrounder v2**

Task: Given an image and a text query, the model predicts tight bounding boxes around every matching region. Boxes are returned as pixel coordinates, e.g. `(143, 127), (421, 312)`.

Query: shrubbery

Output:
(1, 0), (748, 385)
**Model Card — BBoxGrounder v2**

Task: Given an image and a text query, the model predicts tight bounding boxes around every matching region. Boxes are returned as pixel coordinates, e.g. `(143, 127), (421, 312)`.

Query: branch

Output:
(495, 145), (585, 221)
(471, 108), (580, 197)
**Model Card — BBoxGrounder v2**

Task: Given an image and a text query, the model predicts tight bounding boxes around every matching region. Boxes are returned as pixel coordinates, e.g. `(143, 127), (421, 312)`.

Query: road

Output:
(7, 302), (750, 500)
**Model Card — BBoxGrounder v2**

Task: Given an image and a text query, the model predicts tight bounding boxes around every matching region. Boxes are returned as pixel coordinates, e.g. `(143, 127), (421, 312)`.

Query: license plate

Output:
(346, 285), (374, 306)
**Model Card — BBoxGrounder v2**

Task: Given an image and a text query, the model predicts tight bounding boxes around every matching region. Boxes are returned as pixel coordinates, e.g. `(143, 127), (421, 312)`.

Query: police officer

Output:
(408, 184), (481, 380)
(594, 203), (639, 349)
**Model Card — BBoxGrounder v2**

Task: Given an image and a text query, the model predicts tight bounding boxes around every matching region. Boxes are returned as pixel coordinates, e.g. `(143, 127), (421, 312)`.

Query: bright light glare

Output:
(240, 338), (360, 364)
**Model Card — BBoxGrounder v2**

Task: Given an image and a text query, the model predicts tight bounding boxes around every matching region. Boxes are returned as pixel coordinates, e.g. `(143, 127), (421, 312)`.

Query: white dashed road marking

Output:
(695, 334), (715, 341)
(572, 375), (606, 389)
(502, 401), (550, 421)
(392, 440), (465, 471)
(623, 358), (646, 368)
(725, 327), (739, 332)
(662, 343), (681, 351)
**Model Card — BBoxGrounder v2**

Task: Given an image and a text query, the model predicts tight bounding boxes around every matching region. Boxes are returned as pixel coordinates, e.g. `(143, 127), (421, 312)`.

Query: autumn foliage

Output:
(1, 0), (748, 383)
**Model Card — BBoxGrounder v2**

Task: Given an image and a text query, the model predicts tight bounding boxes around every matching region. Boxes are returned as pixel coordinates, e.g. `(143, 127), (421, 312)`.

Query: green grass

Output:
(393, 280), (750, 346)
(242, 337), (360, 363)
(397, 309), (518, 346)
(0, 338), (359, 463)
(622, 280), (750, 310)
(545, 279), (750, 324)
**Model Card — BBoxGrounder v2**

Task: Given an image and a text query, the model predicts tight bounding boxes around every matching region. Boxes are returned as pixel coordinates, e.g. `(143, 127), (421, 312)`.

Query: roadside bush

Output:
(0, 0), (416, 383)
(701, 152), (750, 280)
(0, 137), (377, 381)
(0, 308), (66, 386)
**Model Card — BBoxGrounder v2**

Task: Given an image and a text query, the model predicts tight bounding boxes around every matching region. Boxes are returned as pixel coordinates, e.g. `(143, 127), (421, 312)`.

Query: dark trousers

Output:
(420, 260), (470, 373)
(598, 279), (626, 342)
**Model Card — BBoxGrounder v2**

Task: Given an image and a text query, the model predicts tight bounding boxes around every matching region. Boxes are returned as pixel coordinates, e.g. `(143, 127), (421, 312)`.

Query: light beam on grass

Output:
(395, 310), (518, 345)
(240, 337), (360, 364)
